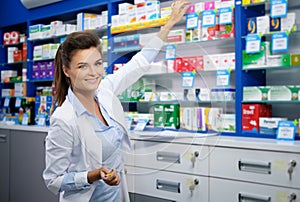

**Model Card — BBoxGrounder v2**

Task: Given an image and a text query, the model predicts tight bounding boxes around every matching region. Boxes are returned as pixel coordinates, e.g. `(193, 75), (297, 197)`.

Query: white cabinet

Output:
(210, 147), (300, 189)
(126, 136), (300, 202)
(132, 140), (209, 175)
(210, 178), (299, 202)
(126, 166), (209, 202)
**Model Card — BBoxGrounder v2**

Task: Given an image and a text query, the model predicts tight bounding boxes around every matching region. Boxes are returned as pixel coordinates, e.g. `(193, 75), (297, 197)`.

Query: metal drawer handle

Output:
(238, 160), (271, 174)
(156, 179), (180, 193)
(239, 192), (271, 202)
(156, 151), (180, 164)
(0, 134), (7, 143)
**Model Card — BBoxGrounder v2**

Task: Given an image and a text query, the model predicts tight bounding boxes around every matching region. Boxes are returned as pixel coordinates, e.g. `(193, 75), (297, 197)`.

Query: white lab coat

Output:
(43, 36), (164, 202)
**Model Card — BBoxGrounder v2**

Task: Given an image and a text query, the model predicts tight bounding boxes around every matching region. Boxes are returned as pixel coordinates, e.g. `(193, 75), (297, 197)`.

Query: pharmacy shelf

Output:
(110, 17), (169, 34)
(243, 65), (300, 71)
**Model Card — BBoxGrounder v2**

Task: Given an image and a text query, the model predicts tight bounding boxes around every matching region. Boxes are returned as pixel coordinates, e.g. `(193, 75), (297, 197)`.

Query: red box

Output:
(22, 43), (27, 61)
(3, 32), (10, 45)
(174, 58), (183, 72)
(195, 55), (204, 71)
(13, 50), (22, 62)
(242, 104), (272, 133)
(187, 56), (197, 71)
(10, 31), (20, 44)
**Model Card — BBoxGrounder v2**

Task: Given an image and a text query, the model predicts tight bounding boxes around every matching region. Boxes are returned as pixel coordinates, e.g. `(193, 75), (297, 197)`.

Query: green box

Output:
(164, 104), (180, 129)
(153, 104), (165, 127)
(242, 42), (267, 69)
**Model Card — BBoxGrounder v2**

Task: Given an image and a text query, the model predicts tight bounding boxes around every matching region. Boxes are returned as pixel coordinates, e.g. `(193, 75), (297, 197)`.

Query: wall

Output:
(0, 0), (108, 28)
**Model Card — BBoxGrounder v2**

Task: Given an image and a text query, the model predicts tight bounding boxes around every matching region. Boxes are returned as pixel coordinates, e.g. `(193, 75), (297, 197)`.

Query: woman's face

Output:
(63, 47), (104, 96)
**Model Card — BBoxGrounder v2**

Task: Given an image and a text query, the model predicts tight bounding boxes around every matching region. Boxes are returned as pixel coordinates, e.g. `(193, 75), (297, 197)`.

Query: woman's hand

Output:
(157, 0), (191, 41)
(100, 168), (120, 186)
(87, 166), (120, 186)
(169, 0), (191, 25)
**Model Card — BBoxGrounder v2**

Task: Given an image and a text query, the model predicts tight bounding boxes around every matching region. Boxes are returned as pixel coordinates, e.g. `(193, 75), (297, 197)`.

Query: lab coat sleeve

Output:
(100, 35), (164, 96)
(43, 116), (89, 194)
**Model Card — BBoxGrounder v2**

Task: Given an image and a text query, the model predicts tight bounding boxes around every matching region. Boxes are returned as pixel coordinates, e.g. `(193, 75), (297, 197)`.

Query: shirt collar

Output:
(67, 87), (87, 116)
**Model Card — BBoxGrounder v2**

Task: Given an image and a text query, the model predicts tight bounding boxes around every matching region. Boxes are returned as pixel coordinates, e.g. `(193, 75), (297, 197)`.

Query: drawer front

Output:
(210, 177), (300, 202)
(133, 140), (209, 175)
(126, 166), (209, 202)
(210, 147), (300, 188)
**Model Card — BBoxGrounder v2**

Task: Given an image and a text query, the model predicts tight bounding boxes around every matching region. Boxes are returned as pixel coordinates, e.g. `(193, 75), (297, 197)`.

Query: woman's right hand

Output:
(100, 168), (120, 186)
(88, 166), (119, 186)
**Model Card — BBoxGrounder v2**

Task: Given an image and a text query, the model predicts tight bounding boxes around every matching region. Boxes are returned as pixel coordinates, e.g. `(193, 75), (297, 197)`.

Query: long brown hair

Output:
(54, 31), (102, 106)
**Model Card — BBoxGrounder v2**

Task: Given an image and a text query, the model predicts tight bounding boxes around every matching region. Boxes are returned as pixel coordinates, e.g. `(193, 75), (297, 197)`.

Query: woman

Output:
(43, 1), (189, 201)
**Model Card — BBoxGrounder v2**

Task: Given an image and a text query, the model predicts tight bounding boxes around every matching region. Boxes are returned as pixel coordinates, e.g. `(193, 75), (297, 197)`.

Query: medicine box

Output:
(268, 85), (300, 101)
(242, 104), (272, 133)
(205, 107), (223, 131)
(242, 42), (267, 68)
(243, 86), (270, 101)
(216, 114), (236, 132)
(146, 1), (160, 20)
(259, 117), (287, 135)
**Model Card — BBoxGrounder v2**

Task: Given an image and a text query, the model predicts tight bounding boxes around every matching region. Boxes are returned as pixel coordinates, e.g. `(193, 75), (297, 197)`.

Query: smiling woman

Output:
(42, 1), (190, 202)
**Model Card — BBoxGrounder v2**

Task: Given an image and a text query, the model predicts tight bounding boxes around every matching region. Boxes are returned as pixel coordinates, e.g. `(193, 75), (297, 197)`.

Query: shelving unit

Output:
(238, 0), (300, 139)
(0, 0), (299, 139)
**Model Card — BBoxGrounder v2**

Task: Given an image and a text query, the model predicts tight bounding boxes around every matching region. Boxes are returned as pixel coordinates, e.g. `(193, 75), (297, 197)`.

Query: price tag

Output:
(202, 10), (216, 27)
(134, 119), (148, 131)
(15, 97), (21, 108)
(271, 0), (288, 18)
(216, 70), (230, 87)
(182, 72), (195, 88)
(186, 13), (199, 29)
(219, 8), (233, 25)
(22, 113), (29, 126)
(276, 121), (296, 141)
(272, 32), (288, 53)
(38, 114), (46, 126)
(4, 97), (10, 108)
(165, 45), (176, 60)
(246, 34), (261, 54)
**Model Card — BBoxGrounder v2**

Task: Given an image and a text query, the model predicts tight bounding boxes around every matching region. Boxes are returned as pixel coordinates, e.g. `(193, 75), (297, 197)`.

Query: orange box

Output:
(13, 50), (22, 62)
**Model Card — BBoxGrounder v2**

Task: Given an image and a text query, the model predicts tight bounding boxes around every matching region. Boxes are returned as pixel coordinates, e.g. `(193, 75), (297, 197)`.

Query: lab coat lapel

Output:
(76, 115), (102, 167)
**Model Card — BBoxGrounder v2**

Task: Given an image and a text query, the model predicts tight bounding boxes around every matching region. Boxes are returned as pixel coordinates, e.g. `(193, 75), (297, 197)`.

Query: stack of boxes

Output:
(3, 31), (27, 63)
(111, 0), (160, 27)
(168, 52), (235, 72)
(243, 13), (297, 69)
(183, 0), (235, 43)
(180, 107), (224, 132)
(77, 11), (108, 31)
(29, 20), (76, 40)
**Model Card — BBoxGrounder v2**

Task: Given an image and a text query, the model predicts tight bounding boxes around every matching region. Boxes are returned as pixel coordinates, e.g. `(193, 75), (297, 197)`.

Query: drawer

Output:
(132, 140), (209, 175)
(210, 177), (300, 202)
(126, 166), (209, 202)
(210, 147), (300, 188)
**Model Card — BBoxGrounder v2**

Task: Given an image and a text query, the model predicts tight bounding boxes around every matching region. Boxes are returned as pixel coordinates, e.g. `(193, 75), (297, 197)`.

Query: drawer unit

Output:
(126, 166), (209, 202)
(132, 140), (209, 175)
(210, 177), (300, 202)
(210, 147), (300, 188)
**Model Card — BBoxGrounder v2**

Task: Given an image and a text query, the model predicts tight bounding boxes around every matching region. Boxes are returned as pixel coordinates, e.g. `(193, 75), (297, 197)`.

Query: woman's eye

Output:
(79, 64), (88, 69)
(95, 61), (103, 67)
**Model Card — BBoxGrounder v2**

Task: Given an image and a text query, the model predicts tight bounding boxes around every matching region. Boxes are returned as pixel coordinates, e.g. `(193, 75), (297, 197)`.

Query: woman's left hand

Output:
(102, 168), (120, 186)
(169, 0), (191, 25)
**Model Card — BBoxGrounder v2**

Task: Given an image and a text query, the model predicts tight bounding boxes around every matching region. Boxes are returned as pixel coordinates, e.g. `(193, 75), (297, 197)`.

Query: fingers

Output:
(102, 168), (120, 186)
(172, 0), (190, 11)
